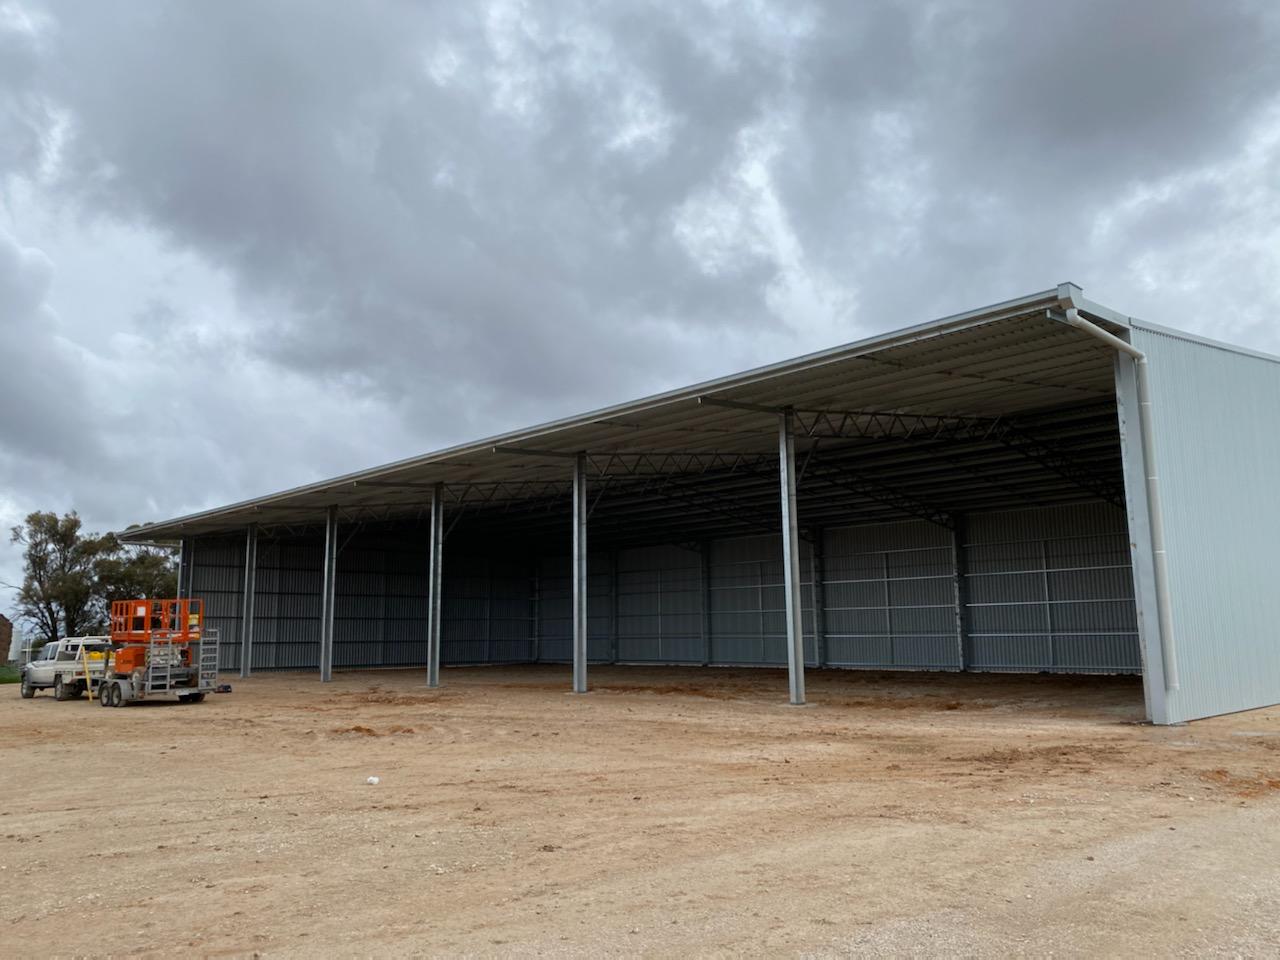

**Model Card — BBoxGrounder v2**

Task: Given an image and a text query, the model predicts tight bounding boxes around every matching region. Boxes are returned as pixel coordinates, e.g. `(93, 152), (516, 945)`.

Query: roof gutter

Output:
(1056, 285), (1179, 693)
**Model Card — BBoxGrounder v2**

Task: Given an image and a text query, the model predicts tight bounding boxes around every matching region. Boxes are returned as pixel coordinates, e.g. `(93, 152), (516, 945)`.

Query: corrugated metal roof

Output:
(122, 286), (1132, 543)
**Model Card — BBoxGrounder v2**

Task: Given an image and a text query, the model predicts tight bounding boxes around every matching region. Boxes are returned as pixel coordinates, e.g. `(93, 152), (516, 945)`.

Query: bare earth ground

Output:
(3, 666), (1280, 958)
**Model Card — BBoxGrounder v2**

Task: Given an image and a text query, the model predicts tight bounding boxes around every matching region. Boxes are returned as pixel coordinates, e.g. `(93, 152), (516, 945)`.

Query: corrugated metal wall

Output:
(190, 530), (536, 671)
(535, 553), (612, 662)
(616, 544), (704, 663)
(187, 537), (245, 670)
(709, 534), (816, 665)
(822, 520), (959, 669)
(964, 504), (1140, 673)
(443, 556), (536, 664)
(1133, 325), (1280, 721)
(187, 505), (1140, 676)
(253, 539), (324, 669)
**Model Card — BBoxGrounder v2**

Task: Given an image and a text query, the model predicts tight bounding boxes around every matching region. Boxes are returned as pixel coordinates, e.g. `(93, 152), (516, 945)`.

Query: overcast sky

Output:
(2, 0), (1280, 616)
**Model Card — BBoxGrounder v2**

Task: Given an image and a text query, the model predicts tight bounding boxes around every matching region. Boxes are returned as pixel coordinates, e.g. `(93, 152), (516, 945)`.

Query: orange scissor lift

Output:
(95, 599), (220, 707)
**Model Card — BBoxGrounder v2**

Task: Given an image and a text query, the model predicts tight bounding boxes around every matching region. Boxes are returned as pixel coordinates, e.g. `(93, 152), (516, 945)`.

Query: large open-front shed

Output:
(122, 284), (1280, 724)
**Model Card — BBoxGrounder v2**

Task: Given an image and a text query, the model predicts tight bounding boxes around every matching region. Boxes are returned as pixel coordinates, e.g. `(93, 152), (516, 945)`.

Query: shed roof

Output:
(121, 285), (1135, 545)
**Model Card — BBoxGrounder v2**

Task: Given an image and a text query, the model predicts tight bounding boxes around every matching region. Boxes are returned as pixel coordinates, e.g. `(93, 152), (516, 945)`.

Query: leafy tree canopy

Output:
(9, 511), (177, 649)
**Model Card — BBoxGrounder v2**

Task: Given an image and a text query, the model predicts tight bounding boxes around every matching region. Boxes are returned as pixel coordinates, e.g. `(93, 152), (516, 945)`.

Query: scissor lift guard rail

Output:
(94, 599), (219, 707)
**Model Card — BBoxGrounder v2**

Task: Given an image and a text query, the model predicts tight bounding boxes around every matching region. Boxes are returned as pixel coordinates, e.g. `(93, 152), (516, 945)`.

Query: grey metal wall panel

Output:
(189, 530), (536, 671)
(188, 504), (1142, 680)
(964, 503), (1140, 674)
(821, 519), (958, 669)
(616, 544), (703, 663)
(709, 534), (815, 665)
(188, 537), (244, 671)
(536, 554), (612, 662)
(1132, 325), (1280, 721)
(248, 538), (322, 669)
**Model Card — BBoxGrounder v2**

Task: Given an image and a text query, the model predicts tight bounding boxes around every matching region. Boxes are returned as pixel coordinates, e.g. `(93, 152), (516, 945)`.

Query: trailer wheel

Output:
(99, 682), (112, 707)
(20, 677), (35, 699)
(181, 692), (206, 704)
(108, 683), (124, 708)
(54, 675), (69, 701)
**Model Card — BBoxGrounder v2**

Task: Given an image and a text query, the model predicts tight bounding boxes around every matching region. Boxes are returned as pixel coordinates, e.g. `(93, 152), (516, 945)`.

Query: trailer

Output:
(94, 599), (220, 707)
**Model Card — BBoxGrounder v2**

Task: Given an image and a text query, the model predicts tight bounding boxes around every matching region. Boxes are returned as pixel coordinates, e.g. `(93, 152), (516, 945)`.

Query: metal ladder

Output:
(197, 629), (220, 690)
(145, 636), (174, 693)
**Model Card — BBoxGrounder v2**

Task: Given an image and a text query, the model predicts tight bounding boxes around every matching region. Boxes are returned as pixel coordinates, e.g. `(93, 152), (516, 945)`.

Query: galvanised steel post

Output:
(176, 538), (189, 600)
(319, 506), (338, 682)
(572, 452), (589, 693)
(178, 538), (197, 600)
(426, 483), (444, 688)
(240, 523), (258, 679)
(778, 410), (806, 705)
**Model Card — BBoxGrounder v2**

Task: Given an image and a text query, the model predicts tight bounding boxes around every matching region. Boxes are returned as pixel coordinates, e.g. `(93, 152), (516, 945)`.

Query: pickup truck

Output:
(19, 637), (111, 701)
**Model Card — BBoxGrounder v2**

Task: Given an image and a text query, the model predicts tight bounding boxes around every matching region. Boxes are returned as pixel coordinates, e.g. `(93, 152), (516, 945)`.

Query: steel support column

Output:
(177, 538), (190, 600)
(319, 506), (338, 682)
(427, 483), (444, 688)
(240, 523), (258, 679)
(572, 452), (589, 693)
(180, 538), (198, 599)
(779, 411), (806, 705)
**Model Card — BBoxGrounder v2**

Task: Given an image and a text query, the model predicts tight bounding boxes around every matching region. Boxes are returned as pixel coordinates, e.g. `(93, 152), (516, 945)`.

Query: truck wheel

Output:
(20, 677), (35, 699)
(108, 683), (124, 708)
(54, 676), (69, 701)
(99, 683), (112, 707)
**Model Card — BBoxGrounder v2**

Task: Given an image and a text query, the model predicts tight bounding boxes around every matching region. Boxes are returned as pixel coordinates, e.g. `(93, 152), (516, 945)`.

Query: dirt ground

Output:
(3, 666), (1280, 958)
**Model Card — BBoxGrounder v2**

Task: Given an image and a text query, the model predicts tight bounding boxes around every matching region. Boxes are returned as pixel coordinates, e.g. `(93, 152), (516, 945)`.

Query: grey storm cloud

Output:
(2, 0), (1280, 607)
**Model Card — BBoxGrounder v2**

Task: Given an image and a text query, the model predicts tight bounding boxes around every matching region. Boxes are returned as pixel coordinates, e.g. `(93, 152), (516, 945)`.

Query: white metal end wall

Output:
(1132, 325), (1280, 722)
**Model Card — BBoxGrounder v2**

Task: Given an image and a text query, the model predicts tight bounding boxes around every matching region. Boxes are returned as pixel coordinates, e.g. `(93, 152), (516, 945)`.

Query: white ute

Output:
(19, 637), (111, 701)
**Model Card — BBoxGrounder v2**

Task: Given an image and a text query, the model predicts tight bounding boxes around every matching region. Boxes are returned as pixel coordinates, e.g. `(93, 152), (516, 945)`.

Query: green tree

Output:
(95, 545), (179, 610)
(10, 512), (113, 648)
(9, 511), (177, 648)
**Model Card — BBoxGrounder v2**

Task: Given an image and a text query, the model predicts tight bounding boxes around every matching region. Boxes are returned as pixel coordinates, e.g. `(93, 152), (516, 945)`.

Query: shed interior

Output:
(164, 301), (1144, 683)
